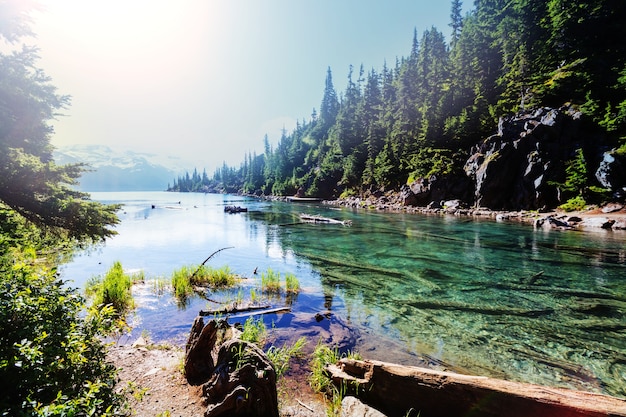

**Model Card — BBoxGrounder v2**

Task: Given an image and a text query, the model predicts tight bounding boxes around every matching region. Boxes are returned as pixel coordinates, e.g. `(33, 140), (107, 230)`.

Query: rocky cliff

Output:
(405, 105), (625, 211)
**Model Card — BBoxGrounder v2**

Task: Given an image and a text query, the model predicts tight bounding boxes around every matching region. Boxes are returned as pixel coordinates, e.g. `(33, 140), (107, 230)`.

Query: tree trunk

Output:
(326, 358), (626, 417)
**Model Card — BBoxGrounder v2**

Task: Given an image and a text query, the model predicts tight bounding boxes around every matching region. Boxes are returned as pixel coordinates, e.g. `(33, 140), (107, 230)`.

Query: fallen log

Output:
(299, 213), (352, 226)
(326, 358), (626, 417)
(199, 303), (271, 316)
(199, 305), (292, 318)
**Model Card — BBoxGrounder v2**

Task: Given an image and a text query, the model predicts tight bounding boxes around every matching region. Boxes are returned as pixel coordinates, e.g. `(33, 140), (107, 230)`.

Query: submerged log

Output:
(326, 358), (626, 417)
(299, 213), (352, 226)
(198, 305), (291, 318)
(185, 317), (279, 417)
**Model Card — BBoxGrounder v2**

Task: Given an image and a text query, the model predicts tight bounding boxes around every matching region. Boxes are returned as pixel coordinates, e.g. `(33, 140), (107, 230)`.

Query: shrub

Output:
(559, 195), (587, 212)
(0, 249), (128, 416)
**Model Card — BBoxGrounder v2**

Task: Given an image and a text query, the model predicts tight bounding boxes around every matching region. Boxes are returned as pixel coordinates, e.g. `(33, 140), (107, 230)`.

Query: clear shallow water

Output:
(59, 192), (626, 398)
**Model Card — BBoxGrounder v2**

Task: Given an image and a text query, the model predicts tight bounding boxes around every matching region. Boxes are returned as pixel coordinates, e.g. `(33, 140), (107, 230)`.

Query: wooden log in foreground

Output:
(326, 358), (626, 417)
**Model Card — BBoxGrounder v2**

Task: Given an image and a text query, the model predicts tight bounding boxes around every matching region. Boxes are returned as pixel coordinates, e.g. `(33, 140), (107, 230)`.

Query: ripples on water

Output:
(59, 192), (626, 398)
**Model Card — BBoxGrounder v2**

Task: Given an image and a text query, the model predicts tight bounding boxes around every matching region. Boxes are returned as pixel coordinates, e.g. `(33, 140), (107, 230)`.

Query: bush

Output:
(0, 249), (128, 416)
(559, 195), (587, 212)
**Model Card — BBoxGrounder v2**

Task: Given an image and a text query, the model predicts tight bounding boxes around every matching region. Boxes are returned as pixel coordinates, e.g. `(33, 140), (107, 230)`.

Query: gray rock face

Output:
(463, 105), (605, 210)
(596, 150), (626, 198)
(399, 106), (621, 211)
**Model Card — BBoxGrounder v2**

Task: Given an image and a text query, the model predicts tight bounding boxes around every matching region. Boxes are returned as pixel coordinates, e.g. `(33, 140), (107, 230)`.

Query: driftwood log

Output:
(327, 358), (626, 417)
(185, 317), (279, 417)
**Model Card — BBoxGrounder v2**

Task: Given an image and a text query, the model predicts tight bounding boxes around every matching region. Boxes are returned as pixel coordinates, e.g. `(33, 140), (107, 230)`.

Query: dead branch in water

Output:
(189, 246), (234, 282)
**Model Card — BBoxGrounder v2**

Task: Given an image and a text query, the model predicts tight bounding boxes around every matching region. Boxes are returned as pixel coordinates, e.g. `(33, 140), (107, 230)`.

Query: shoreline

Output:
(315, 194), (626, 232)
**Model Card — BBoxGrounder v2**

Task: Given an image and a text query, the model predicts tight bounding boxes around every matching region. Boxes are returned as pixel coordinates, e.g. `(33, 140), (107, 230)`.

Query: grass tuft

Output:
(261, 267), (281, 293)
(284, 273), (300, 294)
(239, 316), (267, 344)
(171, 264), (238, 302)
(86, 261), (136, 316)
(266, 337), (306, 379)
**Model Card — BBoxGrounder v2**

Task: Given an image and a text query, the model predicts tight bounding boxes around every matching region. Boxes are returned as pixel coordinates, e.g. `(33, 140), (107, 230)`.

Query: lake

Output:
(59, 191), (626, 399)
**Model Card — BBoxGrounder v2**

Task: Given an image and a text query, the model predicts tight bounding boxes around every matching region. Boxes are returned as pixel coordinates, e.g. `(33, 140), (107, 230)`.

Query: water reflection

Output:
(60, 192), (626, 399)
(247, 205), (626, 398)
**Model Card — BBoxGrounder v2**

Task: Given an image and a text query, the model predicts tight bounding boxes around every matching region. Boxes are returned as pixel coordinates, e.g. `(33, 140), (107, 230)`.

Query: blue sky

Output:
(32, 0), (473, 172)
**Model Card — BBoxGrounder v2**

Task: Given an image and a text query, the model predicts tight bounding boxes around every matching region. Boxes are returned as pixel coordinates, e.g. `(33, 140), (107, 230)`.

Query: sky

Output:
(30, 0), (473, 173)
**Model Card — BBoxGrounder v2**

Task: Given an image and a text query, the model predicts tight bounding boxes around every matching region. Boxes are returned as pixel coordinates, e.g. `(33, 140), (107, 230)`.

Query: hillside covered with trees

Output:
(171, 0), (626, 211)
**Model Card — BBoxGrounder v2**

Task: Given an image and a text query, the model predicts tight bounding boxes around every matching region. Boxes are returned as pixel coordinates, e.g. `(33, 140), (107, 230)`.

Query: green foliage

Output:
(86, 261), (136, 317)
(562, 148), (588, 196)
(266, 337), (306, 379)
(239, 317), (267, 344)
(407, 148), (456, 181)
(0, 41), (120, 240)
(0, 250), (128, 416)
(261, 268), (281, 293)
(171, 264), (238, 302)
(284, 273), (300, 294)
(559, 196), (587, 212)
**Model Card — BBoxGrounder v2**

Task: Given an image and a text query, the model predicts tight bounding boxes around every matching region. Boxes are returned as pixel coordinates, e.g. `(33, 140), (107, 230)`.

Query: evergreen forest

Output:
(170, 0), (626, 209)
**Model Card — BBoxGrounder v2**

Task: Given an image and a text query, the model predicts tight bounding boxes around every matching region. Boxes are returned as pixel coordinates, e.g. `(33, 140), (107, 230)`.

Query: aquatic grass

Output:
(204, 265), (238, 288)
(240, 316), (267, 344)
(86, 261), (135, 316)
(150, 276), (169, 296)
(171, 264), (238, 302)
(266, 337), (306, 379)
(250, 288), (259, 304)
(171, 265), (194, 300)
(310, 341), (362, 394)
(261, 267), (281, 293)
(284, 272), (300, 294)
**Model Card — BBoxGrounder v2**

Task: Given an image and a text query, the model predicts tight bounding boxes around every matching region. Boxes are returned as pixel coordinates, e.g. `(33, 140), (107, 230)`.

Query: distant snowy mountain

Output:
(53, 145), (185, 191)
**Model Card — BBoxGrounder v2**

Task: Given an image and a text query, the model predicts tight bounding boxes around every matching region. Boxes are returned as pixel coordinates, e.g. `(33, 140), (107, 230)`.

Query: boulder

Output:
(579, 217), (616, 229)
(403, 175), (473, 208)
(601, 203), (624, 213)
(341, 396), (387, 417)
(613, 219), (626, 230)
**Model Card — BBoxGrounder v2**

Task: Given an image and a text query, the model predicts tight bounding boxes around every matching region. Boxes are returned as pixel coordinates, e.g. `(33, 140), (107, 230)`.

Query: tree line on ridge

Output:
(169, 0), (626, 210)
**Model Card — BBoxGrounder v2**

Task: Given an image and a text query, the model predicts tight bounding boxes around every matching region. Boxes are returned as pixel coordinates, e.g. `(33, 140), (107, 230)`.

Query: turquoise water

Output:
(59, 192), (626, 398)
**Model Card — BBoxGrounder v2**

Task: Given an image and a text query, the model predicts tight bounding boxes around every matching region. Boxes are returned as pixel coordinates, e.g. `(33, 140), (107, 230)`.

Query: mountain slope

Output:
(54, 145), (184, 192)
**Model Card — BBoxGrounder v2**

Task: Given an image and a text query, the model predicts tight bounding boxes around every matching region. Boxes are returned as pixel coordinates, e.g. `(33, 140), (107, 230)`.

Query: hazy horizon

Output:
(32, 1), (472, 173)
